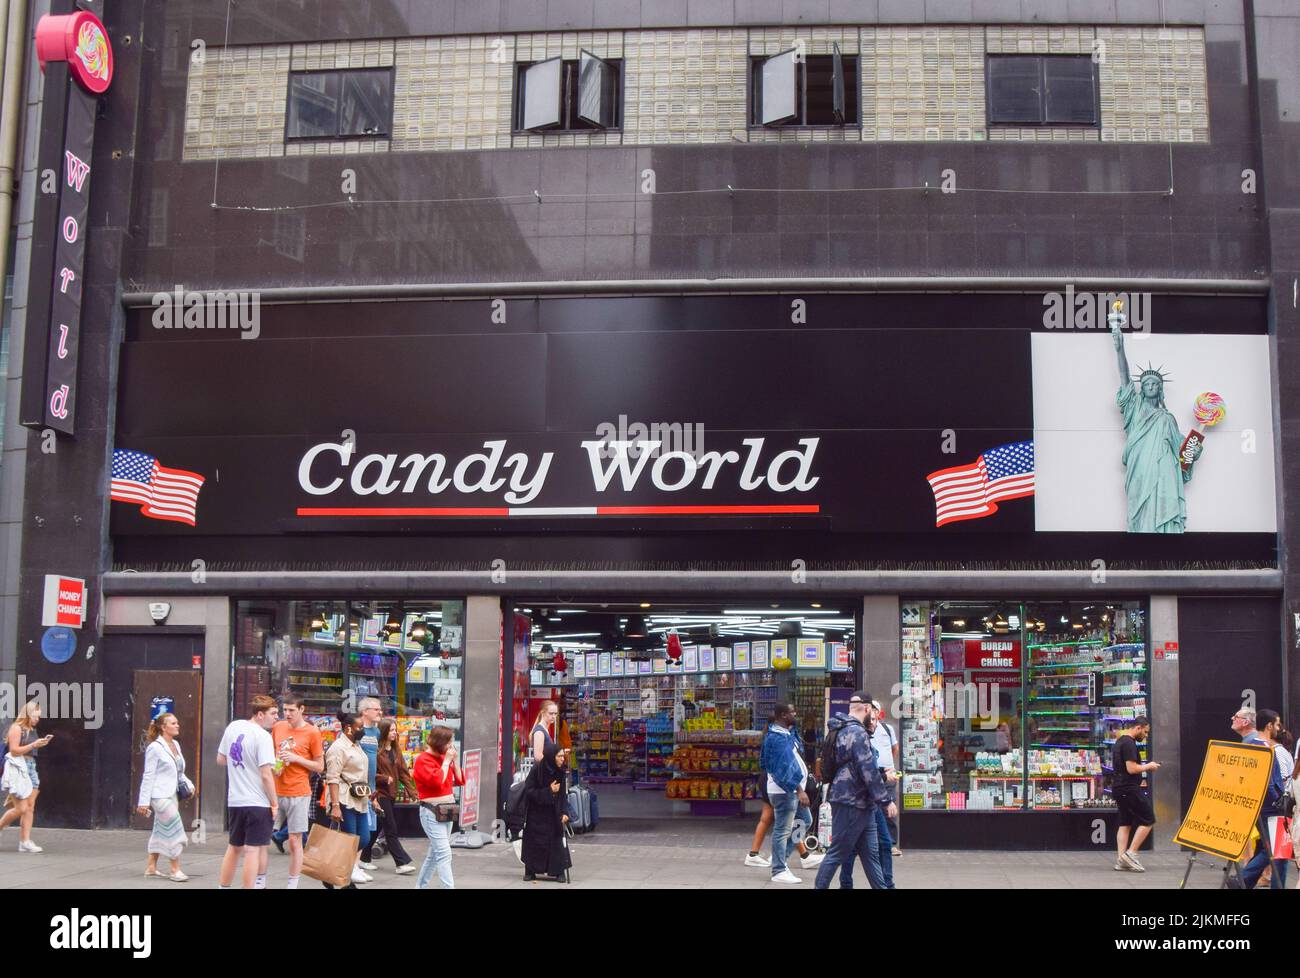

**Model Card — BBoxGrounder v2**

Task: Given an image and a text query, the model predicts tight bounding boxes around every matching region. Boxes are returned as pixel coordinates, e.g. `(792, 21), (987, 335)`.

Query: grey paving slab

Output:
(0, 823), (1269, 889)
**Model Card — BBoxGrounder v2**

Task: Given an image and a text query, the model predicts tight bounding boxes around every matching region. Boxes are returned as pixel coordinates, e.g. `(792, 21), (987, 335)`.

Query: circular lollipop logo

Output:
(74, 20), (111, 87)
(1193, 391), (1226, 428)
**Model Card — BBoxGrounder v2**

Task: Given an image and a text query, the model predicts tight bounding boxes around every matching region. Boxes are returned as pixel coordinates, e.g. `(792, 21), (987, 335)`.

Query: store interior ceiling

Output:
(934, 601), (1127, 637)
(517, 601), (857, 654)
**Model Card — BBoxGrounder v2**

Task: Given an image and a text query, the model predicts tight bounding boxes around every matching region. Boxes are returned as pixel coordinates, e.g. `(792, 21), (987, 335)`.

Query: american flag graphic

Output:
(926, 440), (1035, 528)
(110, 450), (206, 526)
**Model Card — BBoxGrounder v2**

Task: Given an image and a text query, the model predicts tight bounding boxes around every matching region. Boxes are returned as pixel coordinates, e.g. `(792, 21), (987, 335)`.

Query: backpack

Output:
(819, 725), (845, 786)
(503, 775), (531, 839)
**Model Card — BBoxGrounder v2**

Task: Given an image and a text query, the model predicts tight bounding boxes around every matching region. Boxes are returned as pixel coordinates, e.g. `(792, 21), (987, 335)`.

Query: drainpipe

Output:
(0, 0), (27, 302)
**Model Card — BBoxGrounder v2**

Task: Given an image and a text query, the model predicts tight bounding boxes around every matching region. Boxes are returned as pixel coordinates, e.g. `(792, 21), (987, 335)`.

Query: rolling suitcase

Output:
(567, 783), (597, 834)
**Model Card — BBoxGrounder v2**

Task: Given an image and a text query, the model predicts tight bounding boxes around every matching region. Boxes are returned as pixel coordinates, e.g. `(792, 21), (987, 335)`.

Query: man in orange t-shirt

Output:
(270, 698), (324, 889)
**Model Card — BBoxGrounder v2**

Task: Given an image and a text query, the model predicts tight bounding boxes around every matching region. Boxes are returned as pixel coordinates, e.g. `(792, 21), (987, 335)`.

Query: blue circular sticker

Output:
(40, 626), (77, 664)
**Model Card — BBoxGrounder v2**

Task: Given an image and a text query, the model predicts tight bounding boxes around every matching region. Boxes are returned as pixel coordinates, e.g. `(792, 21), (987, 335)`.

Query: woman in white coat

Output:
(135, 712), (191, 881)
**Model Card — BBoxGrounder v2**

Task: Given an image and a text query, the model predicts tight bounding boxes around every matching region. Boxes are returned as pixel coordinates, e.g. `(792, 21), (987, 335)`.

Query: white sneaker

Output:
(771, 869), (802, 884)
(801, 852), (825, 869)
(743, 853), (771, 868)
(17, 840), (42, 853)
(395, 864), (415, 875)
(1121, 851), (1145, 873)
(351, 866), (372, 884)
(358, 861), (378, 871)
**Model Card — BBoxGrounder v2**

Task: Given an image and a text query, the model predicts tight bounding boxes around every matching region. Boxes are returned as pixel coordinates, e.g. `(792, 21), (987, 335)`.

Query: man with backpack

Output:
(814, 691), (898, 890)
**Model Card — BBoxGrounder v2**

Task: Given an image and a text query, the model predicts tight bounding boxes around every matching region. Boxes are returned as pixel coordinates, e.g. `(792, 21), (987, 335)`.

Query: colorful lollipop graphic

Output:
(1179, 391), (1226, 471)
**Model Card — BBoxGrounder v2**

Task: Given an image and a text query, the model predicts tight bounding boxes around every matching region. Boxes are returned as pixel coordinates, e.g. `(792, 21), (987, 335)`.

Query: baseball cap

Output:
(849, 690), (872, 705)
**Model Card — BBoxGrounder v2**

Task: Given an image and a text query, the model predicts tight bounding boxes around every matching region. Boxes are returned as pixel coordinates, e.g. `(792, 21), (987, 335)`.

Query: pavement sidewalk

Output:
(0, 817), (1239, 889)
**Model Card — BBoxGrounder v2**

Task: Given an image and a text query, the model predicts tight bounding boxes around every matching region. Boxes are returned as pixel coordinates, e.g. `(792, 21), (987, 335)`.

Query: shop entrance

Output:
(507, 600), (859, 825)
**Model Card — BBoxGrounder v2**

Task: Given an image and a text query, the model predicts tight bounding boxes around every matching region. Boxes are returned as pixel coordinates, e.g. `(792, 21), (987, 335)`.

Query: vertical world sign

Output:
(43, 90), (96, 432)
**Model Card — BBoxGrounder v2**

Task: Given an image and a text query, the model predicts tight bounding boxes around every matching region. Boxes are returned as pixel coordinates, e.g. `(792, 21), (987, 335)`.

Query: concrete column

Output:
(862, 595), (900, 706)
(464, 594), (503, 828)
(200, 596), (231, 831)
(1148, 594), (1180, 849)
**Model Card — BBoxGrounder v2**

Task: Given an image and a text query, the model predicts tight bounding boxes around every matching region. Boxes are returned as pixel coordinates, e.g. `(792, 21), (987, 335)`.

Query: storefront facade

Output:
(87, 288), (1281, 846)
(6, 2), (1297, 850)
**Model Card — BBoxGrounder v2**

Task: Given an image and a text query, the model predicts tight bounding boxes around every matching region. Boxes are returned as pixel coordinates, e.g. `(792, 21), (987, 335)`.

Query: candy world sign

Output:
(20, 10), (113, 435)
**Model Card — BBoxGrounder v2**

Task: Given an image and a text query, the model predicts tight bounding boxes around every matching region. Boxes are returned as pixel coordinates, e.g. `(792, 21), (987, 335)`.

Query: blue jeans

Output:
(338, 806), (371, 855)
(770, 792), (813, 877)
(814, 804), (884, 890)
(1241, 816), (1289, 890)
(873, 806), (896, 889)
(417, 807), (455, 889)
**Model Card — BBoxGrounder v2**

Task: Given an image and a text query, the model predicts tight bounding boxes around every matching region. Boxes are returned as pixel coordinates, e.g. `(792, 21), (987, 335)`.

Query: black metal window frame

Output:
(284, 66), (397, 142)
(985, 54), (1101, 128)
(747, 46), (862, 131)
(511, 52), (625, 135)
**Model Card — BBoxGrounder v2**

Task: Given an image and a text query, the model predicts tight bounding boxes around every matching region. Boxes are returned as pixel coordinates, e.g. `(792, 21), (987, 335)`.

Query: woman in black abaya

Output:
(521, 744), (573, 882)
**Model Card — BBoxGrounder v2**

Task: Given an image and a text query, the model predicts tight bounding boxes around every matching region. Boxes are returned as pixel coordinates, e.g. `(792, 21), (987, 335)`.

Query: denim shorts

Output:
(26, 757), (39, 790)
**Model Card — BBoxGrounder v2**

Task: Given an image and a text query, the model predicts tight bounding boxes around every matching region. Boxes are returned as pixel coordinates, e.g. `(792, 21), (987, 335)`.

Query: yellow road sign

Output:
(1174, 739), (1275, 860)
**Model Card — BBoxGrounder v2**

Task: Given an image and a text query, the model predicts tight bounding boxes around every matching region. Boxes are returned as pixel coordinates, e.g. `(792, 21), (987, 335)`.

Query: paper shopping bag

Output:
(301, 822), (358, 888)
(1268, 817), (1293, 860)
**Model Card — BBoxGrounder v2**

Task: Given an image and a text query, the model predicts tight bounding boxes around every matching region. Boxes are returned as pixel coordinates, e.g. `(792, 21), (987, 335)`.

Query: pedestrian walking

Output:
(873, 697), (904, 858)
(1110, 716), (1159, 873)
(136, 712), (191, 882)
(743, 782), (822, 869)
(217, 694), (279, 889)
(362, 718), (417, 876)
(520, 743), (573, 882)
(867, 700), (899, 887)
(355, 697), (383, 873)
(323, 711), (375, 887)
(270, 697), (324, 889)
(0, 701), (52, 853)
(814, 691), (898, 890)
(1241, 709), (1289, 890)
(413, 725), (464, 889)
(760, 703), (823, 884)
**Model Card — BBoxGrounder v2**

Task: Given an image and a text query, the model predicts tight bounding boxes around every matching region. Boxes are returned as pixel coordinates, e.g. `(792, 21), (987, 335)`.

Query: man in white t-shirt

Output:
(217, 694), (279, 889)
(871, 700), (901, 862)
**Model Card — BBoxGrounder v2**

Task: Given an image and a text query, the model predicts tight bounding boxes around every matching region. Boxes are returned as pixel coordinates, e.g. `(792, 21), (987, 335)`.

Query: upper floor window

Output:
(750, 45), (858, 128)
(515, 52), (622, 133)
(286, 68), (395, 140)
(986, 55), (1098, 126)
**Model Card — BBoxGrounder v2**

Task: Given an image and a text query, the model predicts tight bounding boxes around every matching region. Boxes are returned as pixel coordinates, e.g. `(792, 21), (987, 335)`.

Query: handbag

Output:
(422, 800), (460, 823)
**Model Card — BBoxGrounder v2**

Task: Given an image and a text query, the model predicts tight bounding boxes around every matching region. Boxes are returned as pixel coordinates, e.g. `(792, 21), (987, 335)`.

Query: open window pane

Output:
(287, 74), (341, 139)
(988, 56), (1044, 124)
(522, 57), (563, 131)
(804, 52), (857, 126)
(831, 43), (846, 125)
(1044, 57), (1098, 125)
(338, 71), (392, 136)
(759, 48), (799, 126)
(577, 50), (618, 129)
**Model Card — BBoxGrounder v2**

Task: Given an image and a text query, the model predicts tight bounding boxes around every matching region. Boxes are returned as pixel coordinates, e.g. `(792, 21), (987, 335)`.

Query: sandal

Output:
(144, 869), (164, 878)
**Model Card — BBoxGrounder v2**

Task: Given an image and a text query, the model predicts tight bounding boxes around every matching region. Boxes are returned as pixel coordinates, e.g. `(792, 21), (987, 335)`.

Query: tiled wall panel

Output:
(183, 24), (1210, 160)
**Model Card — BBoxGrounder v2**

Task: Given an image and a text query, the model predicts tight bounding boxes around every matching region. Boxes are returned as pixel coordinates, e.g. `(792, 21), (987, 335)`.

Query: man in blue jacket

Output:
(760, 703), (819, 884)
(814, 691), (898, 890)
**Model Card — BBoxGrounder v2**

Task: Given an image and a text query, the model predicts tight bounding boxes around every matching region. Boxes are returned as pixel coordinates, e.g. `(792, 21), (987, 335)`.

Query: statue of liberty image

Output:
(1111, 315), (1195, 533)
